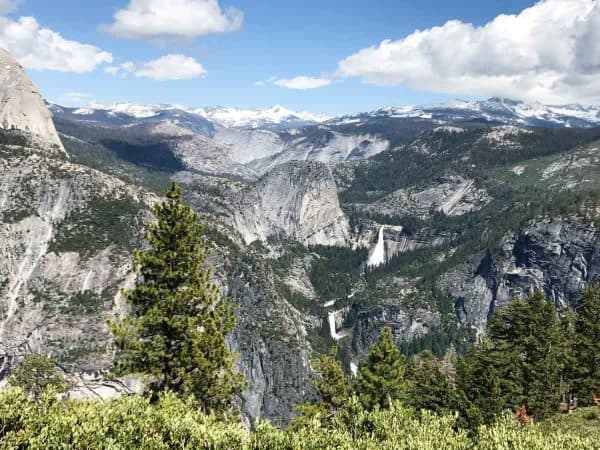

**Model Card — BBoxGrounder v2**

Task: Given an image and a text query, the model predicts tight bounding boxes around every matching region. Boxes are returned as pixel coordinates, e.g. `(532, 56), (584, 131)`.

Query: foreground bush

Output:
(0, 388), (248, 449)
(1, 388), (599, 449)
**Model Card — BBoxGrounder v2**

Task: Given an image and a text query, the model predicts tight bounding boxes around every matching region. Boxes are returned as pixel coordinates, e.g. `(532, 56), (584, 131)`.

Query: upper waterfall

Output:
(367, 226), (386, 267)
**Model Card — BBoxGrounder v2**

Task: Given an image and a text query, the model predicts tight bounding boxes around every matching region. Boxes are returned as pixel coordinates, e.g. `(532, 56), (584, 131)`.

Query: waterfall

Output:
(367, 226), (385, 267)
(328, 311), (342, 340)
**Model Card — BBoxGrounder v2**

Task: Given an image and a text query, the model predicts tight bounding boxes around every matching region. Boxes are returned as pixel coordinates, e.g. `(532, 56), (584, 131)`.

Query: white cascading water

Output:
(367, 226), (386, 267)
(328, 311), (343, 340)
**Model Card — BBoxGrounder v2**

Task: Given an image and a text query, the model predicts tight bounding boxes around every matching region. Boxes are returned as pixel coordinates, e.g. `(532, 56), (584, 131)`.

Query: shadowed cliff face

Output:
(438, 220), (600, 334)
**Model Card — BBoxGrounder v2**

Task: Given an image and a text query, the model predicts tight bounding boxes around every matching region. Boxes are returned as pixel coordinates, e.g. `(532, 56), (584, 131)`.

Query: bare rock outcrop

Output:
(0, 48), (64, 153)
(232, 161), (350, 246)
(438, 219), (600, 334)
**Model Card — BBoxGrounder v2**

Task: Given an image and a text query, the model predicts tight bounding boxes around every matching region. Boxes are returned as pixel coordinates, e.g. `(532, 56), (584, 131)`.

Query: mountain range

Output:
(51, 96), (600, 131)
(2, 47), (600, 422)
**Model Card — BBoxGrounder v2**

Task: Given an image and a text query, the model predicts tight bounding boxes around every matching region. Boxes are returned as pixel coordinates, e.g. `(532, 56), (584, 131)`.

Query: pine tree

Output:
(456, 338), (523, 428)
(310, 347), (352, 411)
(292, 347), (353, 429)
(572, 282), (600, 404)
(473, 290), (565, 419)
(110, 182), (244, 412)
(405, 351), (459, 415)
(558, 307), (576, 406)
(357, 327), (408, 410)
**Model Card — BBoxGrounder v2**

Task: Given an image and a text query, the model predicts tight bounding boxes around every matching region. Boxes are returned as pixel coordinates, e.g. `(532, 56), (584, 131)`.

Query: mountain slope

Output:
(0, 49), (64, 153)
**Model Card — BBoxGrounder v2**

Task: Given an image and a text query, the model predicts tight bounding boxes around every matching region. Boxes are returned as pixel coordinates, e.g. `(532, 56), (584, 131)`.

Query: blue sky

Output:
(2, 0), (599, 115)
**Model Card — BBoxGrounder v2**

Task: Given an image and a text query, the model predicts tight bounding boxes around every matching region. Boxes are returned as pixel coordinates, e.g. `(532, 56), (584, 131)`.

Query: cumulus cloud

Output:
(271, 76), (332, 90)
(0, 15), (112, 72)
(337, 0), (600, 104)
(136, 54), (206, 80)
(106, 54), (207, 80)
(102, 0), (243, 40)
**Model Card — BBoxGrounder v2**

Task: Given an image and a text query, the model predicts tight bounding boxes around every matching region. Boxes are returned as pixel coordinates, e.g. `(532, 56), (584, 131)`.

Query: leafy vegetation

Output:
(9, 354), (68, 400)
(49, 195), (144, 257)
(308, 245), (367, 301)
(2, 388), (599, 449)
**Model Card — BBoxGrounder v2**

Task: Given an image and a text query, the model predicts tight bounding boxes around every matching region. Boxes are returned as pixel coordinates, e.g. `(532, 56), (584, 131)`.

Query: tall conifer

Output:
(572, 282), (600, 404)
(110, 182), (244, 412)
(357, 327), (408, 409)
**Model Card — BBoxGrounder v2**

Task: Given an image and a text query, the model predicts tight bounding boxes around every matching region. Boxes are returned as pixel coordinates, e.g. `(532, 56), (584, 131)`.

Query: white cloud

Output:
(0, 0), (19, 15)
(0, 15), (112, 72)
(121, 61), (136, 73)
(134, 54), (206, 80)
(104, 66), (120, 76)
(104, 56), (205, 80)
(102, 0), (243, 40)
(272, 76), (332, 90)
(337, 0), (600, 104)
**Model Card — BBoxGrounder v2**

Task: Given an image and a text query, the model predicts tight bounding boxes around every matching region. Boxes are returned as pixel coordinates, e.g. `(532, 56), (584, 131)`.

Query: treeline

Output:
(304, 286), (600, 432)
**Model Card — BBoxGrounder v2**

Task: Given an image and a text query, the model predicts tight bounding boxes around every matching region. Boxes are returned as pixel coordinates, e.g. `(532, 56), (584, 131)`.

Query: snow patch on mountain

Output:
(56, 101), (330, 129)
(86, 102), (165, 119)
(338, 98), (600, 128)
(195, 105), (330, 128)
(72, 108), (95, 116)
(481, 126), (534, 143)
(433, 126), (465, 133)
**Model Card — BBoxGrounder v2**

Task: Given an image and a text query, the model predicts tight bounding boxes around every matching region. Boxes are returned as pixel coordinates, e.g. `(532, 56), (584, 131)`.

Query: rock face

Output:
(233, 161), (350, 246)
(0, 52), (316, 423)
(0, 49), (64, 153)
(351, 304), (440, 357)
(361, 177), (491, 220)
(0, 143), (153, 372)
(0, 49), (153, 387)
(148, 121), (259, 179)
(229, 259), (315, 421)
(438, 219), (600, 333)
(250, 131), (389, 174)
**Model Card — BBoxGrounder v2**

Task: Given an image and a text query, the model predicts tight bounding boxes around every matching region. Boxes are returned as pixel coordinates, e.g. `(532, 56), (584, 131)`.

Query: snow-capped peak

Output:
(60, 100), (329, 128)
(193, 104), (330, 128)
(338, 98), (600, 128)
(84, 102), (167, 119)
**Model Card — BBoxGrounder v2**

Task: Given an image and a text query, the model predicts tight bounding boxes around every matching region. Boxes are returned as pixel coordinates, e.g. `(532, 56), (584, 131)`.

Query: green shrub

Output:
(9, 354), (68, 400)
(1, 390), (599, 449)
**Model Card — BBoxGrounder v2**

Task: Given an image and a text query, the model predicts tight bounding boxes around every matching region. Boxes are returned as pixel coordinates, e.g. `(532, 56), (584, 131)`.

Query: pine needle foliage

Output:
(357, 326), (409, 410)
(572, 282), (600, 404)
(110, 181), (244, 412)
